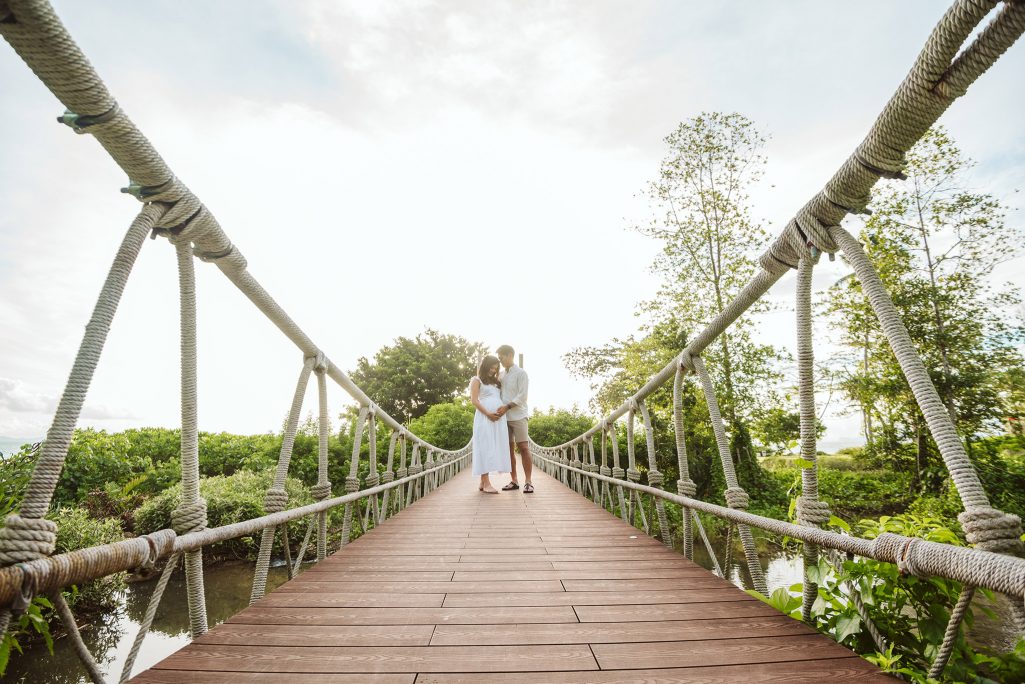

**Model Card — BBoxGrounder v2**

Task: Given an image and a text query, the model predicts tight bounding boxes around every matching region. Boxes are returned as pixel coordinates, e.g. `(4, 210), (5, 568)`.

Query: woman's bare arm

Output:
(470, 378), (499, 421)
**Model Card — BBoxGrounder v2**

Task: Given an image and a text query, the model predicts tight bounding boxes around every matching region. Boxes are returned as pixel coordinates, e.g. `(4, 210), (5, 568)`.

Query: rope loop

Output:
(310, 482), (332, 500)
(796, 496), (832, 526)
(612, 467), (625, 479)
(676, 478), (697, 497)
(344, 477), (360, 494)
(959, 507), (1024, 553)
(311, 351), (328, 374)
(382, 470), (395, 483)
(0, 514), (57, 564)
(679, 353), (696, 372)
(170, 499), (208, 535)
(365, 473), (381, 488)
(263, 487), (289, 514)
(626, 468), (641, 483)
(724, 487), (750, 510)
(647, 470), (664, 487)
(599, 465), (612, 477)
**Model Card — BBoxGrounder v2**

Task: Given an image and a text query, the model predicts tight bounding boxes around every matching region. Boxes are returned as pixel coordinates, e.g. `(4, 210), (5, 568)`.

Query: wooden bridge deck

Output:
(132, 469), (891, 683)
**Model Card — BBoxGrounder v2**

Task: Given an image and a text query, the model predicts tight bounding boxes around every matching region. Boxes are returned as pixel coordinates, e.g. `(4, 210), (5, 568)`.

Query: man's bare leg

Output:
(518, 441), (533, 491)
(504, 441), (519, 489)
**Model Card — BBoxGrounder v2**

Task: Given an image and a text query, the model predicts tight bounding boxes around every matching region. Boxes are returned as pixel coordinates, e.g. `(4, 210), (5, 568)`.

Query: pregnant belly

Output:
(479, 394), (503, 412)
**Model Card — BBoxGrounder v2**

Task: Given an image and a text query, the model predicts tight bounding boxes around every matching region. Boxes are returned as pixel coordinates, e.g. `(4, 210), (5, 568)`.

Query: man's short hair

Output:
(496, 344), (515, 357)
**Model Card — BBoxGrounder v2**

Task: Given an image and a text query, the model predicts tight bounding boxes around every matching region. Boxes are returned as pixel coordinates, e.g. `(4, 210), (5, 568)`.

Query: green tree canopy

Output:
(407, 399), (475, 451)
(348, 328), (488, 422)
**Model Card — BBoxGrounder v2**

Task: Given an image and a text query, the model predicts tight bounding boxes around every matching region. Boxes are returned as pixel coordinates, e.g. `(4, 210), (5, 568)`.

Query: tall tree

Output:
(826, 127), (1025, 483)
(349, 329), (488, 422)
(637, 112), (785, 461)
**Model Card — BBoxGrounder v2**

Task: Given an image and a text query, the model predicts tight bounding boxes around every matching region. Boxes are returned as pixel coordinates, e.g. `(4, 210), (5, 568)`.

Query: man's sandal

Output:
(523, 483), (534, 494)
(502, 482), (520, 491)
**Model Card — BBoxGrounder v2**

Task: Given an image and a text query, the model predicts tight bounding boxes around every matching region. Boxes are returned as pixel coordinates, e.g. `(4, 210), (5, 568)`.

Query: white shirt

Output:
(500, 364), (529, 421)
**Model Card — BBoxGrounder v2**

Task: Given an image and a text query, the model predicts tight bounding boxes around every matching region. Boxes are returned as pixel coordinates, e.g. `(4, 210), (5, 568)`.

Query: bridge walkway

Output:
(131, 469), (891, 683)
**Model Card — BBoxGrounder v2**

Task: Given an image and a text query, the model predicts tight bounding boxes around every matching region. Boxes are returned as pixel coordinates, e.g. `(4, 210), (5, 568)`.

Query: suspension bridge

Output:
(1, 0), (1024, 682)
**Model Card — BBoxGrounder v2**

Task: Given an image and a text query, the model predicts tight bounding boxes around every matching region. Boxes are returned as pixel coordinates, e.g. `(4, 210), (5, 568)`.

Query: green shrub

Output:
(50, 507), (126, 611)
(134, 470), (313, 561)
(408, 399), (474, 451)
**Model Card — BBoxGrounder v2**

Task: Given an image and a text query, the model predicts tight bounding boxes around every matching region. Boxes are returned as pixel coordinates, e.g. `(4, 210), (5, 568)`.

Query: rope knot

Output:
(677, 478), (697, 497)
(312, 351), (328, 374)
(796, 496), (832, 526)
(310, 482), (332, 500)
(612, 467), (625, 479)
(345, 477), (360, 494)
(11, 563), (40, 615)
(647, 470), (664, 487)
(959, 507), (1024, 553)
(0, 515), (58, 564)
(171, 499), (208, 535)
(626, 468), (641, 482)
(263, 487), (289, 514)
(382, 470), (395, 483)
(599, 466), (612, 477)
(365, 473), (381, 488)
(724, 487), (749, 510)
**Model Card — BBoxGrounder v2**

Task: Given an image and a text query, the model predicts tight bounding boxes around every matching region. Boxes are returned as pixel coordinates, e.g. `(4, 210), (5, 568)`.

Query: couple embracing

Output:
(468, 344), (533, 494)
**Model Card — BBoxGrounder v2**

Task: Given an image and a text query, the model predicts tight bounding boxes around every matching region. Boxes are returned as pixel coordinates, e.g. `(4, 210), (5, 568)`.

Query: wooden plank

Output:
(257, 592), (445, 608)
(195, 624), (434, 647)
(430, 616), (815, 645)
(134, 673), (414, 683)
(575, 601), (782, 622)
(416, 660), (895, 683)
(277, 580), (564, 594)
(591, 635), (873, 669)
(442, 589), (752, 607)
(450, 568), (713, 582)
(562, 577), (739, 592)
(226, 605), (580, 625)
(152, 644), (598, 673)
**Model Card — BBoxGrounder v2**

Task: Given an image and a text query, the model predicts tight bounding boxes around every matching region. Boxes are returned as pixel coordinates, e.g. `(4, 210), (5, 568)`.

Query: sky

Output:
(0, 1), (1022, 452)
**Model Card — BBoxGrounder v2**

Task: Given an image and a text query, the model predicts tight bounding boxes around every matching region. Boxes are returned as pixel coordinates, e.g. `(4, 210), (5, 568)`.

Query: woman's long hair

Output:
(477, 355), (502, 388)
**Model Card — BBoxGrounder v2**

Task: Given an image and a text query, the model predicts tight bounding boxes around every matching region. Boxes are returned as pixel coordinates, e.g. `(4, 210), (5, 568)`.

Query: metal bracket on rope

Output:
(56, 105), (120, 133)
(121, 177), (176, 201)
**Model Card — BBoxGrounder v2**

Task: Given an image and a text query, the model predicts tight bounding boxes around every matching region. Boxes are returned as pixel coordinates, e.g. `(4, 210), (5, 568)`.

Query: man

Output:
(495, 345), (532, 493)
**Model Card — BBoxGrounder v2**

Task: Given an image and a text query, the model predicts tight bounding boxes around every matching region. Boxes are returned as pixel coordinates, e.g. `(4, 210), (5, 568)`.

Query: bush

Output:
(135, 470), (312, 561)
(528, 407), (596, 447)
(50, 507), (126, 611)
(408, 399), (474, 450)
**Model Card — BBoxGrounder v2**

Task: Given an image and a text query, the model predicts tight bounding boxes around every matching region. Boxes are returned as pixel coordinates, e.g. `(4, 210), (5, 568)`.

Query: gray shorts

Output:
(507, 419), (528, 444)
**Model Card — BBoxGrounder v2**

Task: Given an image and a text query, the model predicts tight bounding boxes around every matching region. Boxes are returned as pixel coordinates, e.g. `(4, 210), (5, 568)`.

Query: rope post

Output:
(380, 431), (399, 522)
(313, 359), (332, 560)
(340, 406), (369, 548)
(673, 365), (698, 559)
(608, 421), (629, 523)
(395, 436), (408, 514)
(251, 358), (314, 604)
(795, 256), (831, 622)
(639, 401), (672, 547)
(691, 354), (768, 595)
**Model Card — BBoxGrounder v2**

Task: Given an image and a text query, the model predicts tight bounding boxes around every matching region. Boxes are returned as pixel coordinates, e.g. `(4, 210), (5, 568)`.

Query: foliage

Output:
(825, 127), (1025, 488)
(752, 407), (824, 456)
(758, 513), (1025, 682)
(135, 470), (313, 560)
(349, 328), (488, 422)
(528, 407), (597, 448)
(51, 507), (126, 610)
(407, 399), (474, 451)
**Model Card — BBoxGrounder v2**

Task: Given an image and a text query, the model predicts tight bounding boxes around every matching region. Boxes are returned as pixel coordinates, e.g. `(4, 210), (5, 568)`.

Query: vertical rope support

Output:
(586, 438), (598, 502)
(174, 239), (208, 637)
(796, 256), (830, 621)
(395, 436), (408, 514)
(406, 444), (421, 508)
(363, 413), (379, 531)
(639, 402), (672, 547)
(340, 406), (369, 548)
(673, 365), (697, 559)
(251, 359), (314, 603)
(625, 407), (640, 526)
(315, 364), (331, 560)
(691, 354), (767, 595)
(929, 585), (976, 679)
(380, 431), (399, 521)
(0, 207), (164, 637)
(119, 551), (181, 683)
(608, 421), (629, 522)
(53, 592), (104, 684)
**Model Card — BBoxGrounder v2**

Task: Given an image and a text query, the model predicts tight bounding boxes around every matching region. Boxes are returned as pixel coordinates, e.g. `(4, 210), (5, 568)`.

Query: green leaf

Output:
(794, 458), (815, 469)
(835, 614), (862, 642)
(828, 515), (851, 532)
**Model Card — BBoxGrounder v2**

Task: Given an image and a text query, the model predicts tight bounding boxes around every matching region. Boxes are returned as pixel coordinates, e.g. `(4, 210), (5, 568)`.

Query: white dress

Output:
(471, 377), (510, 476)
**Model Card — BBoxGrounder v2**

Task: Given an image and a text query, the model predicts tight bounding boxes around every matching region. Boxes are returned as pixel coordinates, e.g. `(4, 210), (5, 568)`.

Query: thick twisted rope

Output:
(672, 366), (698, 559)
(315, 362), (332, 560)
(690, 355), (768, 595)
(638, 401), (672, 547)
(340, 406), (369, 547)
(250, 358), (314, 604)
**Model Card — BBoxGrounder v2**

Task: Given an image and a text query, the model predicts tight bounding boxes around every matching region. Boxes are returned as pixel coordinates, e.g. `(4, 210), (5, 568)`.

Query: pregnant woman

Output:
(469, 355), (510, 493)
